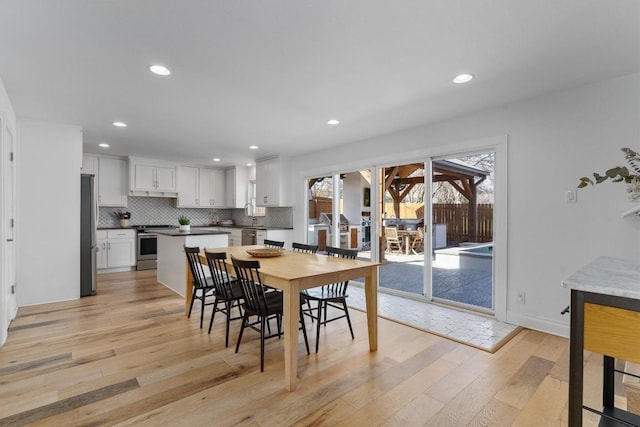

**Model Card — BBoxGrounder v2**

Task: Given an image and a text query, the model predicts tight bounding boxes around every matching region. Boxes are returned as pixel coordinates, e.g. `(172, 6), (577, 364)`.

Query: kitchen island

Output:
(562, 256), (640, 426)
(154, 228), (229, 297)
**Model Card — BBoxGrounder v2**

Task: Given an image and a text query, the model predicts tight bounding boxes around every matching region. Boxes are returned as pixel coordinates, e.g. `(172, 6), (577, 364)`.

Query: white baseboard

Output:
(507, 310), (569, 338)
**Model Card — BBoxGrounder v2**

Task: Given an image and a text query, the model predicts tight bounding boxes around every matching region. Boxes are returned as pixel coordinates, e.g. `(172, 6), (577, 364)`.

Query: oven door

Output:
(137, 233), (157, 260)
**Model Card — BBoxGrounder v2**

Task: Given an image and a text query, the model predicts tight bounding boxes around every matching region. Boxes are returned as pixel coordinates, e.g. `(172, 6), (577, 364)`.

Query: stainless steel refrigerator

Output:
(80, 174), (97, 296)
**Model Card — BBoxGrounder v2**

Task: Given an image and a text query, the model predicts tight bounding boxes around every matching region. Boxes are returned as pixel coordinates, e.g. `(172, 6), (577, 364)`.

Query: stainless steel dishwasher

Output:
(241, 228), (257, 245)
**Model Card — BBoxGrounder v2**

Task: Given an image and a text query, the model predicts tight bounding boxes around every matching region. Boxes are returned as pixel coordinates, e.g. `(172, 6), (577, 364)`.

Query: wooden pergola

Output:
(383, 160), (488, 241)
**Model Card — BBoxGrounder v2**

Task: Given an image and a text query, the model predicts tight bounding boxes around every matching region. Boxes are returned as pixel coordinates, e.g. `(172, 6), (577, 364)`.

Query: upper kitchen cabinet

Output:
(177, 166), (225, 208)
(129, 157), (177, 197)
(98, 157), (128, 207)
(255, 156), (290, 207)
(225, 166), (248, 208)
(81, 155), (98, 175)
(81, 155), (127, 207)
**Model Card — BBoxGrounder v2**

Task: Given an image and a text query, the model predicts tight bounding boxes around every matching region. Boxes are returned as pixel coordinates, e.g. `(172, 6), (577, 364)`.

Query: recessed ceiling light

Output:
(327, 119), (340, 125)
(112, 121), (127, 128)
(212, 158), (221, 162)
(249, 145), (259, 150)
(453, 73), (474, 84)
(149, 64), (171, 76)
(98, 143), (110, 148)
(246, 162), (253, 167)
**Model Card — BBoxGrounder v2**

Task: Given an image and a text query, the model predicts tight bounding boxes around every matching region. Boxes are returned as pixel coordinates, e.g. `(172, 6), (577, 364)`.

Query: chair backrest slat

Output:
(263, 239), (284, 248)
(231, 256), (270, 314)
(292, 242), (319, 254)
(204, 251), (235, 299)
(325, 246), (358, 294)
(184, 246), (210, 289)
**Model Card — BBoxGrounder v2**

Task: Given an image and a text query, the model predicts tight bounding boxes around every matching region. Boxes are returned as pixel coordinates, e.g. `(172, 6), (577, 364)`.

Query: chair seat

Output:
(242, 291), (283, 317)
(302, 288), (348, 302)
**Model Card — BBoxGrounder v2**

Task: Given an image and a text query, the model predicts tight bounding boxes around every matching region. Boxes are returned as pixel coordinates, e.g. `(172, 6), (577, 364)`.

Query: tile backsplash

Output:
(98, 197), (293, 228)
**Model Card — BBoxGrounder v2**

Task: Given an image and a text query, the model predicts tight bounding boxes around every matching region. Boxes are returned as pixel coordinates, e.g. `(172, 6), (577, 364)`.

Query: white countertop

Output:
(562, 256), (640, 300)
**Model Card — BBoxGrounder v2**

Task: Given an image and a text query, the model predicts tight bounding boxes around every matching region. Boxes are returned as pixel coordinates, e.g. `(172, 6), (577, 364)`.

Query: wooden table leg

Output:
(364, 265), (378, 351)
(283, 282), (300, 391)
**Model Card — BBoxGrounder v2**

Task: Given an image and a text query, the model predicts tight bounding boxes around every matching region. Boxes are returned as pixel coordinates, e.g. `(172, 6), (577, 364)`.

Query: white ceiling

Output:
(0, 0), (638, 167)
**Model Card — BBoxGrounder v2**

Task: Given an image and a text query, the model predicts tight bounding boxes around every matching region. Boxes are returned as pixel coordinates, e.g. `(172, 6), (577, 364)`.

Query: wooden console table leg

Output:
(569, 289), (584, 426)
(603, 355), (615, 408)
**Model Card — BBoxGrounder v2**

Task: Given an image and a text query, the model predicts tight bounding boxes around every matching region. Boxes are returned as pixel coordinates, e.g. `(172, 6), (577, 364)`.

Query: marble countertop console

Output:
(562, 256), (640, 300)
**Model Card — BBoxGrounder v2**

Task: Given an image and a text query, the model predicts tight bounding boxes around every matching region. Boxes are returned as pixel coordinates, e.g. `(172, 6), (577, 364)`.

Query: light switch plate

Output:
(566, 189), (577, 203)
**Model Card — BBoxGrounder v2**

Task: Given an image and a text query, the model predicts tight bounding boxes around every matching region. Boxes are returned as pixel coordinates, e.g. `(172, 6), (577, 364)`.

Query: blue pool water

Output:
(464, 245), (493, 255)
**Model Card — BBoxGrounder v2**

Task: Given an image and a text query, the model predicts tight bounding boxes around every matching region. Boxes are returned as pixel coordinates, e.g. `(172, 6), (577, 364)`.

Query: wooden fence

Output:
(432, 203), (493, 244)
(310, 197), (493, 244)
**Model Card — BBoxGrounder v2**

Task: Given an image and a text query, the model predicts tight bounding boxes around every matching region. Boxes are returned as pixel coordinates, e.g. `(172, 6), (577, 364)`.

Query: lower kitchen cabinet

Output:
(97, 229), (136, 271)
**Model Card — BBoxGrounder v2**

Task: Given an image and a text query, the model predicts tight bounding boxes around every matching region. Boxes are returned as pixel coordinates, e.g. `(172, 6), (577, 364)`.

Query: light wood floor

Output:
(0, 270), (625, 426)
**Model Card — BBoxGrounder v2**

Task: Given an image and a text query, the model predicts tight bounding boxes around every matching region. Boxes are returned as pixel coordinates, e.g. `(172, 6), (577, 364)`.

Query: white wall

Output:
(290, 72), (640, 337)
(0, 75), (18, 346)
(17, 120), (82, 306)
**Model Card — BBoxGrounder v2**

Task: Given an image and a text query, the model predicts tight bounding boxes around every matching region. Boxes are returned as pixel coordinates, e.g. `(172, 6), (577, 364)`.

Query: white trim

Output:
(507, 310), (569, 338)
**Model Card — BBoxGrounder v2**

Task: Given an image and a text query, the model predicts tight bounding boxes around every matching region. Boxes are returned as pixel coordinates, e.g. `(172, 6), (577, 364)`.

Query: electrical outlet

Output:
(517, 291), (526, 304)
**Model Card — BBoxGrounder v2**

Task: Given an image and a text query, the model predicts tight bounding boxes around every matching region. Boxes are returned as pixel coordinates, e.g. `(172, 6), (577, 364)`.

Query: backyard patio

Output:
(355, 249), (493, 310)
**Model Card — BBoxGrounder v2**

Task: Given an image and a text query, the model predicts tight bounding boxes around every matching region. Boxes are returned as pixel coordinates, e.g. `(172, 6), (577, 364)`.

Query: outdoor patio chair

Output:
(385, 227), (403, 254)
(411, 227), (424, 254)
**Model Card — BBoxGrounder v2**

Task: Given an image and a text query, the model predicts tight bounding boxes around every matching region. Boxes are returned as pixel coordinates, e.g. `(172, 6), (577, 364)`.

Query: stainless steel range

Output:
(135, 225), (175, 270)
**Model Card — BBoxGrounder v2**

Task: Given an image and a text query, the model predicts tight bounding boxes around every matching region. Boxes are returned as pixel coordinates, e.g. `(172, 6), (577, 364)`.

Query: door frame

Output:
(297, 135), (508, 321)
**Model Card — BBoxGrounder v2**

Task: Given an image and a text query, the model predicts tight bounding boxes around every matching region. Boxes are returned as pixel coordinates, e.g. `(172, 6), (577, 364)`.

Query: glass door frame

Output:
(299, 135), (507, 321)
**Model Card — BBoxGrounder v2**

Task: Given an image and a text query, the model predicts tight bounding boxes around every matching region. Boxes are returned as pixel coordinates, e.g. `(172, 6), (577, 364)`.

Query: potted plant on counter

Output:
(115, 210), (131, 227)
(178, 215), (191, 232)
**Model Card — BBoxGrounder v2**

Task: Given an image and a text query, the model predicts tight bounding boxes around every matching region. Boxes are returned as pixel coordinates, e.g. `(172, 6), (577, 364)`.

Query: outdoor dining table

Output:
(397, 229), (418, 255)
(185, 245), (380, 391)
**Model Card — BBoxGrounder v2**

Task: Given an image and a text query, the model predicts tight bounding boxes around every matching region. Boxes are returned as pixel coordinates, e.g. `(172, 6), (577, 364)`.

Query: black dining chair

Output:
(184, 246), (216, 329)
(291, 242), (319, 254)
(205, 251), (244, 347)
(231, 256), (309, 371)
(301, 246), (357, 352)
(263, 239), (285, 248)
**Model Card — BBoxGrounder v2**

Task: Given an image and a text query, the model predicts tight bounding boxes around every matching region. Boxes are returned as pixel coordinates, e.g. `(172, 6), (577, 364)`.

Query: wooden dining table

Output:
(397, 229), (418, 255)
(185, 245), (380, 391)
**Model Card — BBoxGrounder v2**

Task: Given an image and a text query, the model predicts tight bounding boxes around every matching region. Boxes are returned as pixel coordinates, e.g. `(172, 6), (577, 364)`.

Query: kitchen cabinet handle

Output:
(6, 238), (13, 242)
(108, 242), (111, 250)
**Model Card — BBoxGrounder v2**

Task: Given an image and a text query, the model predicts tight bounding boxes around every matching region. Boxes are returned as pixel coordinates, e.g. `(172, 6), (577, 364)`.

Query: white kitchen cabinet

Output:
(96, 230), (108, 270)
(129, 157), (177, 195)
(216, 227), (241, 246)
(177, 166), (224, 208)
(225, 166), (248, 208)
(81, 155), (98, 175)
(177, 166), (199, 207)
(256, 157), (280, 206)
(97, 229), (136, 271)
(98, 157), (128, 207)
(200, 168), (225, 207)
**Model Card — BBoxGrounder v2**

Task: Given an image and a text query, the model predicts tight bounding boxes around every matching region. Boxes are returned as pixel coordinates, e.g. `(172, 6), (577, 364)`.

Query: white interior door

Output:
(2, 117), (18, 339)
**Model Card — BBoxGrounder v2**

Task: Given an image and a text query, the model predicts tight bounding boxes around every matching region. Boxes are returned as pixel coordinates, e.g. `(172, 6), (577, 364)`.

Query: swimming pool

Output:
(434, 243), (493, 272)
